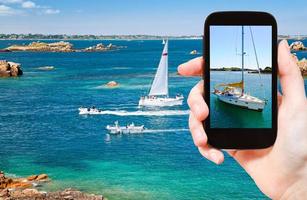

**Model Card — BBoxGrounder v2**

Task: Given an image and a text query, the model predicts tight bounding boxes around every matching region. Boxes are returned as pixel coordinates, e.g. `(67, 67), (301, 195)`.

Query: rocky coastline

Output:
(0, 60), (23, 77)
(3, 41), (121, 53)
(298, 59), (307, 76)
(0, 171), (104, 200)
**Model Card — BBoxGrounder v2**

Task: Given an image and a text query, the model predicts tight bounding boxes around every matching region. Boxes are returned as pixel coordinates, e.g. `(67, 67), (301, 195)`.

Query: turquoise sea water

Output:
(0, 39), (306, 200)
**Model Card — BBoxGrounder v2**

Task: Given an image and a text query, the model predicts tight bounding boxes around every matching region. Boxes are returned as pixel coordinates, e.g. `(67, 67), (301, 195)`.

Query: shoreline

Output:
(0, 171), (105, 200)
(210, 70), (272, 74)
(0, 38), (202, 41)
(0, 36), (306, 41)
(2, 41), (123, 53)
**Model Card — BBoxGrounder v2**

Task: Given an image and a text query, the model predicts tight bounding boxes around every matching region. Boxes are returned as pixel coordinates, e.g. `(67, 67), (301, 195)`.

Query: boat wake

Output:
(143, 128), (189, 133)
(80, 109), (189, 116)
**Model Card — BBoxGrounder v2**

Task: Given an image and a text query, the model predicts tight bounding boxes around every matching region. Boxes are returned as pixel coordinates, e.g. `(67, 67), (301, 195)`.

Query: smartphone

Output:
(203, 11), (277, 149)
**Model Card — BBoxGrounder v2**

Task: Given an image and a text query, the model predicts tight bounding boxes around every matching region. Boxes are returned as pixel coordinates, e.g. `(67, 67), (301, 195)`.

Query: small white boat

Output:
(125, 122), (145, 133)
(106, 121), (144, 134)
(139, 40), (184, 107)
(78, 107), (102, 115)
(162, 39), (166, 44)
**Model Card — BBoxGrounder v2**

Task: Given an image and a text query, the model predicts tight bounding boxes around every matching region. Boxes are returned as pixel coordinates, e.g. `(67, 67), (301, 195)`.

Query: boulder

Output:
(7, 181), (32, 189)
(27, 175), (38, 181)
(0, 60), (23, 77)
(96, 43), (105, 50)
(36, 174), (48, 181)
(106, 81), (119, 87)
(297, 58), (307, 76)
(22, 188), (43, 197)
(0, 171), (13, 189)
(84, 43), (107, 52)
(290, 41), (307, 51)
(9, 188), (46, 199)
(190, 50), (198, 55)
(0, 188), (10, 198)
(292, 54), (307, 76)
(84, 43), (118, 52)
(0, 60), (10, 71)
(106, 43), (113, 49)
(47, 188), (104, 200)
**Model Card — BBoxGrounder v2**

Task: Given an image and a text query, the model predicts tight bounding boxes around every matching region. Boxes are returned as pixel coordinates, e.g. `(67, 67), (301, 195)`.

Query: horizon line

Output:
(0, 33), (306, 37)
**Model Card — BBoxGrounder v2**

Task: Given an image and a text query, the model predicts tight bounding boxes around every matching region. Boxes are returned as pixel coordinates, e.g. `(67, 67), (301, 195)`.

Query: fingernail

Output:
(177, 64), (184, 73)
(282, 39), (289, 48)
(283, 40), (291, 55)
(179, 63), (187, 69)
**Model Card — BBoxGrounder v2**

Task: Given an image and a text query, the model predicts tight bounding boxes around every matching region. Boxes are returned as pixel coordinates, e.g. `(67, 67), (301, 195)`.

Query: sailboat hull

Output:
(138, 96), (184, 107)
(216, 93), (265, 111)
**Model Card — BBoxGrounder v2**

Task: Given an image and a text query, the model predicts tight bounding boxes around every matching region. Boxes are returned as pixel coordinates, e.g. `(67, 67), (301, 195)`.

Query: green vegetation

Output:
(0, 34), (305, 40)
(211, 66), (272, 73)
(0, 34), (201, 40)
(261, 66), (272, 73)
(211, 67), (242, 71)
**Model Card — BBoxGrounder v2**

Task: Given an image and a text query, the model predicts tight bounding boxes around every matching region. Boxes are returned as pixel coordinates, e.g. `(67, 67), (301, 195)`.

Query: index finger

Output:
(177, 57), (204, 76)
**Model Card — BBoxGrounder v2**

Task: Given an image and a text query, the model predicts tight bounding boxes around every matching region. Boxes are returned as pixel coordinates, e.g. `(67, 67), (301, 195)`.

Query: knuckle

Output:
(194, 137), (206, 147)
(188, 114), (197, 130)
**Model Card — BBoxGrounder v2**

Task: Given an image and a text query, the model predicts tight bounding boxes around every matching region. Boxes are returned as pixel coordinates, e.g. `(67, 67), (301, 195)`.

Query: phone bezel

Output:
(203, 11), (277, 149)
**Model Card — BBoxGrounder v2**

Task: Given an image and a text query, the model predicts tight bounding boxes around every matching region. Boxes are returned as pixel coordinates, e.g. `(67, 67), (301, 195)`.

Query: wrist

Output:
(280, 179), (307, 200)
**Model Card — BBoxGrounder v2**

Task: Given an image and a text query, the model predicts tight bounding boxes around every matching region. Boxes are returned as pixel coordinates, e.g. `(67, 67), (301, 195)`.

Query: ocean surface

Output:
(0, 39), (306, 200)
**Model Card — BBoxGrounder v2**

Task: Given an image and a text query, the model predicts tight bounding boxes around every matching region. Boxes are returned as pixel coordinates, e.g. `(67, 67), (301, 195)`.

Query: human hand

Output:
(177, 40), (307, 199)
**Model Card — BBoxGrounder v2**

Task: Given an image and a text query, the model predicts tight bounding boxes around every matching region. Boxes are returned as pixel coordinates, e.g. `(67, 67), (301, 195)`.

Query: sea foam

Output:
(80, 110), (190, 116)
(143, 128), (189, 133)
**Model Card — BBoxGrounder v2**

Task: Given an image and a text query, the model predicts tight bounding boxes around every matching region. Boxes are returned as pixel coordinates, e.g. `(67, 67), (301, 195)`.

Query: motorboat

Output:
(78, 106), (102, 115)
(106, 121), (144, 134)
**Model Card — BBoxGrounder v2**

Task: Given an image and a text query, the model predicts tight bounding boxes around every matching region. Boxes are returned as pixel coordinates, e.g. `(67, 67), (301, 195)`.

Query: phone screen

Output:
(209, 25), (272, 128)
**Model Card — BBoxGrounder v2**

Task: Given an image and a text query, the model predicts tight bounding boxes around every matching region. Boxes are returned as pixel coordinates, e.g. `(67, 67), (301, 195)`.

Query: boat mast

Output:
(241, 26), (245, 95)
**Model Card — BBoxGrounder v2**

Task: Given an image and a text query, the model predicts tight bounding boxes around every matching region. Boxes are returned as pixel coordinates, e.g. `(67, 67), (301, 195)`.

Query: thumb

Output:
(278, 40), (305, 103)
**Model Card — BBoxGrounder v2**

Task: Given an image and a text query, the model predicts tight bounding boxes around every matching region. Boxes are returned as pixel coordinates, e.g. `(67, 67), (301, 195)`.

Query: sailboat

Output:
(213, 26), (266, 111)
(138, 40), (184, 107)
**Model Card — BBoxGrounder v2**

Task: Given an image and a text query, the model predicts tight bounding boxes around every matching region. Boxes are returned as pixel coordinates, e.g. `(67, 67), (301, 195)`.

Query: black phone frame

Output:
(203, 11), (277, 149)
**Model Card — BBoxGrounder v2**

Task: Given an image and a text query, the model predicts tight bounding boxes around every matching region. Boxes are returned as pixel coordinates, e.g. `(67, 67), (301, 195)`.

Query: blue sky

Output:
(210, 26), (271, 70)
(0, 0), (306, 35)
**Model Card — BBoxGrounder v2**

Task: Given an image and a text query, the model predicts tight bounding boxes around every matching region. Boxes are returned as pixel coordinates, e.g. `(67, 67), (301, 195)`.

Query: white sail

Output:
(149, 40), (168, 96)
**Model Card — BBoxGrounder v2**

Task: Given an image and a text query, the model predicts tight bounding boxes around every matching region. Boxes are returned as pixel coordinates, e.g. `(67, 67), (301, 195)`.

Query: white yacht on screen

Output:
(138, 40), (184, 107)
(213, 26), (266, 111)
